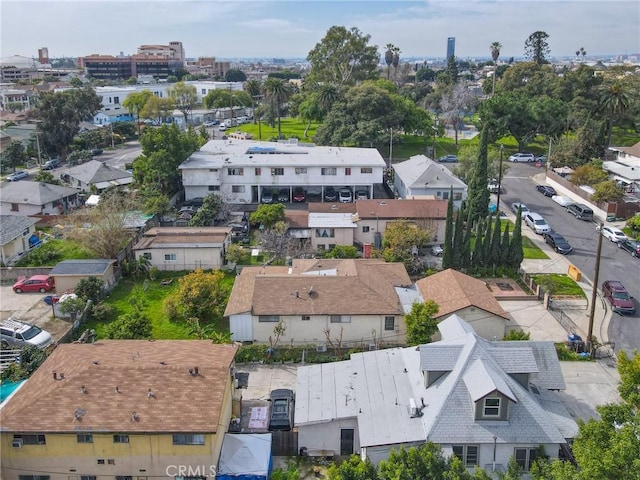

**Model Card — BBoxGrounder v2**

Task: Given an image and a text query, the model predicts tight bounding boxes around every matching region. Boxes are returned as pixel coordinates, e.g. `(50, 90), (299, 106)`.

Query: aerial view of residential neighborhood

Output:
(1, 1), (640, 479)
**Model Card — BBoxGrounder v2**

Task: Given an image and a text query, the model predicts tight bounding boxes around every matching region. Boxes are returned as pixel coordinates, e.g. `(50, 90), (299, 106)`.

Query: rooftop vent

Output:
(81, 386), (88, 394)
(131, 412), (139, 422)
(115, 386), (121, 394)
(74, 408), (86, 421)
(189, 366), (200, 376)
(147, 389), (155, 399)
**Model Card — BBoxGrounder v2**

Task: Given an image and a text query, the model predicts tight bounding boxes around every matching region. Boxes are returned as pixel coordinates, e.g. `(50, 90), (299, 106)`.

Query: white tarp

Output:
(85, 195), (100, 207)
(217, 433), (272, 480)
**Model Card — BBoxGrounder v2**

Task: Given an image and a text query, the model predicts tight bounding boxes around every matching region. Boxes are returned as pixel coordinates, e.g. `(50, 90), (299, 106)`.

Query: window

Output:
(231, 185), (245, 193)
(514, 448), (538, 471)
(77, 434), (93, 443)
(97, 459), (105, 465)
(202, 89), (206, 94)
(295, 167), (307, 174)
(228, 168), (244, 176)
(271, 167), (284, 176)
(172, 433), (205, 445)
(321, 167), (337, 176)
(255, 167), (261, 175)
(209, 168), (218, 172)
(362, 226), (370, 233)
(315, 228), (335, 238)
(19, 476), (50, 480)
(14, 434), (45, 445)
(330, 315), (350, 323)
(116, 477), (133, 480)
(442, 191), (449, 200)
(452, 445), (479, 467)
(141, 253), (151, 260)
(483, 397), (501, 417)
(301, 315), (310, 321)
(80, 476), (96, 480)
(23, 228), (30, 236)
(345, 167), (351, 175)
(384, 316), (395, 331)
(11, 203), (19, 212)
(164, 254), (177, 262)
(454, 192), (463, 201)
(259, 315), (280, 323)
(208, 185), (220, 191)
(360, 167), (373, 174)
(113, 434), (129, 443)
(107, 459), (115, 465)
(113, 96), (120, 104)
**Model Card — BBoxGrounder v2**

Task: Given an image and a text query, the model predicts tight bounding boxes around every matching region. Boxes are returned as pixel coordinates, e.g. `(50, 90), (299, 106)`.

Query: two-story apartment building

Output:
(0, 340), (239, 480)
(178, 140), (386, 204)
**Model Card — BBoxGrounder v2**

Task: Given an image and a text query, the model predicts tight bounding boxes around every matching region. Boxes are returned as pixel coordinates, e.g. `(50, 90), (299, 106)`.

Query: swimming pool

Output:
(0, 380), (25, 403)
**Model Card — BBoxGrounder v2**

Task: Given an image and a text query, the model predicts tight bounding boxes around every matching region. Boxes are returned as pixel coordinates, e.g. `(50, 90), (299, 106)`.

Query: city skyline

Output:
(1, 0), (639, 61)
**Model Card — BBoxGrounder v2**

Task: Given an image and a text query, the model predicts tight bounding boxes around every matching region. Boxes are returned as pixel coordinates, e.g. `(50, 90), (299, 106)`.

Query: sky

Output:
(1, 0), (639, 61)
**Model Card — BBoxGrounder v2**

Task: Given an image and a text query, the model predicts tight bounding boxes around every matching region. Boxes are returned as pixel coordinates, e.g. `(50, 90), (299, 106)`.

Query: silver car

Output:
(1, 318), (53, 349)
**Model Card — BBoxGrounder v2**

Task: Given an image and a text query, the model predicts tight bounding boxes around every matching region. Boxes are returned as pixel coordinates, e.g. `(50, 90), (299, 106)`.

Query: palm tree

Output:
(317, 83), (340, 114)
(600, 81), (632, 147)
(392, 47), (401, 84)
(385, 44), (395, 80)
(263, 78), (291, 138)
(490, 41), (502, 96)
(244, 79), (262, 124)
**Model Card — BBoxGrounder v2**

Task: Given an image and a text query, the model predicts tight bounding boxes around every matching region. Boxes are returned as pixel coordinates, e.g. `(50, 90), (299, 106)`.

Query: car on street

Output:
(508, 152), (535, 163)
(91, 148), (104, 156)
(511, 202), (530, 214)
(339, 188), (353, 203)
(13, 275), (55, 293)
(324, 187), (337, 202)
(203, 120), (219, 127)
(355, 190), (368, 200)
(543, 232), (573, 254)
(618, 239), (640, 258)
(524, 212), (551, 234)
(535, 155), (547, 163)
(536, 185), (557, 197)
(178, 206), (196, 215)
(6, 170), (28, 181)
(602, 280), (636, 315)
(293, 187), (306, 202)
(431, 244), (444, 256)
(0, 318), (54, 349)
(438, 154), (458, 163)
(42, 159), (61, 170)
(260, 190), (274, 204)
(488, 181), (505, 194)
(597, 225), (627, 243)
(278, 189), (289, 203)
(268, 388), (295, 431)
(218, 123), (227, 131)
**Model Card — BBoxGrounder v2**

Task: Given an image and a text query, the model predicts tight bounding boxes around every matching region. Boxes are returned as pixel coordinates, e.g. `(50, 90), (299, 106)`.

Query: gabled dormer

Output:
(463, 359), (517, 421)
(419, 344), (464, 388)
(487, 345), (539, 390)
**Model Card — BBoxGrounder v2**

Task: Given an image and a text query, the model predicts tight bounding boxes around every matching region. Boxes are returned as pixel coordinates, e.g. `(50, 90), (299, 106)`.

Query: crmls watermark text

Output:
(166, 464), (217, 478)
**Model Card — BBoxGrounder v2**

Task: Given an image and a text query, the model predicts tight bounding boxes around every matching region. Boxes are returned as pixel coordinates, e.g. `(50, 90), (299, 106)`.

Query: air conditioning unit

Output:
(12, 439), (23, 448)
(368, 343), (377, 351)
(316, 345), (327, 353)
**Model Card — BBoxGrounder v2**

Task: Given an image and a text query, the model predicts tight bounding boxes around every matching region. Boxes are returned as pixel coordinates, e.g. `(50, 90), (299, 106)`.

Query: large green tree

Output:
(122, 89), (153, 134)
(224, 69), (247, 82)
(306, 26), (380, 87)
(524, 31), (551, 65)
(600, 80), (633, 147)
(262, 77), (292, 138)
(168, 81), (198, 125)
(1, 140), (27, 172)
(140, 95), (175, 124)
(442, 190), (454, 269)
(404, 300), (439, 346)
(466, 125), (491, 226)
(163, 269), (230, 325)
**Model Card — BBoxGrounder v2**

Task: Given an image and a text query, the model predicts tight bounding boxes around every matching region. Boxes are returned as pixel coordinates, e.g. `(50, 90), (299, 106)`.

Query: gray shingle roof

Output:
(463, 358), (517, 402)
(419, 345), (463, 371)
(50, 259), (114, 276)
(0, 181), (78, 206)
(62, 160), (132, 185)
(393, 155), (467, 190)
(0, 215), (38, 245)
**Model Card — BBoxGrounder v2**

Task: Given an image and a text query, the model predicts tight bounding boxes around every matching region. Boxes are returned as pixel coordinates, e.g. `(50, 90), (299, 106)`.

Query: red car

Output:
(13, 275), (55, 293)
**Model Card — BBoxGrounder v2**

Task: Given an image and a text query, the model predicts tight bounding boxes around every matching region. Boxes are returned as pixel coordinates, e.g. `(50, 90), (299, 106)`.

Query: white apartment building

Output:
(178, 139), (386, 204)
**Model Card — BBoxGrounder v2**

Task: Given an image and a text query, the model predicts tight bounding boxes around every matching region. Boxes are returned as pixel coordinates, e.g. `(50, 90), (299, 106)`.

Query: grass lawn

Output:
(233, 118), (320, 141)
(530, 273), (585, 298)
(84, 272), (235, 340)
(522, 236), (549, 259)
(15, 239), (95, 267)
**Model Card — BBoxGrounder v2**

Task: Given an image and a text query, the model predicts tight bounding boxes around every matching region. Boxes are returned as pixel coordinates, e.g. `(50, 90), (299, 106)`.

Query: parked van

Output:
(524, 212), (551, 234)
(567, 203), (594, 221)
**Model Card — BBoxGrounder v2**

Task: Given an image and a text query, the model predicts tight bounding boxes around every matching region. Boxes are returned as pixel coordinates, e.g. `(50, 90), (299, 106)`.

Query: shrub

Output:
(91, 303), (114, 322)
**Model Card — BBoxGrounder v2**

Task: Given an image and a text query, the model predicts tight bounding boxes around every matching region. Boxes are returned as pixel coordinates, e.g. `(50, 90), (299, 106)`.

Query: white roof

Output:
(85, 195), (100, 206)
(393, 155), (467, 190)
(308, 212), (357, 229)
(603, 161), (640, 181)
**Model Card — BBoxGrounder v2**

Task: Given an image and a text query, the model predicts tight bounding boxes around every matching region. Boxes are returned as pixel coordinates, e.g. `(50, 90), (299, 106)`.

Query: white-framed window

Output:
(384, 316), (395, 330)
(202, 89), (206, 94)
(345, 167), (351, 175)
(483, 397), (501, 417)
(259, 315), (280, 323)
(315, 228), (335, 238)
(172, 433), (205, 445)
(228, 168), (244, 176)
(255, 167), (261, 175)
(362, 226), (370, 233)
(232, 185), (245, 193)
(361, 167), (373, 174)
(113, 434), (129, 443)
(209, 185), (220, 191)
(295, 167), (307, 174)
(209, 168), (218, 172)
(164, 254), (177, 262)
(454, 192), (463, 201)
(13, 434), (45, 445)
(321, 167), (337, 176)
(142, 252), (151, 260)
(271, 167), (284, 176)
(77, 434), (93, 443)
(442, 191), (449, 200)
(452, 445), (479, 467)
(301, 315), (310, 321)
(514, 447), (539, 471)
(330, 315), (351, 323)
(19, 476), (50, 480)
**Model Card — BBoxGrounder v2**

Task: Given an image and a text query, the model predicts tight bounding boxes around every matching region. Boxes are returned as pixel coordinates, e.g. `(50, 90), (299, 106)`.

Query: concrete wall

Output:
(0, 267), (53, 283)
(311, 227), (355, 250)
(298, 418), (359, 455)
(135, 246), (226, 271)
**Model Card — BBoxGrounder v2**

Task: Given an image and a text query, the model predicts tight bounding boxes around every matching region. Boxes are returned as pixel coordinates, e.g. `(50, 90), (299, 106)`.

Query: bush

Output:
(235, 344), (268, 363)
(75, 277), (105, 303)
(105, 311), (152, 339)
(91, 303), (114, 322)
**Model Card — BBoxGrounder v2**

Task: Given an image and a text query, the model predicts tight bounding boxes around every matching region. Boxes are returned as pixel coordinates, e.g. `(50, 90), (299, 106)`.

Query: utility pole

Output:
(587, 222), (604, 358)
(389, 128), (393, 169)
(496, 144), (504, 214)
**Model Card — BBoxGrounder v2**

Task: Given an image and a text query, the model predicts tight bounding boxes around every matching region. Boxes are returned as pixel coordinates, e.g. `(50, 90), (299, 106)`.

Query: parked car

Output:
(536, 185), (557, 197)
(278, 189), (289, 203)
(524, 212), (551, 234)
(203, 120), (219, 127)
(543, 232), (573, 254)
(431, 244), (444, 256)
(91, 148), (104, 156)
(268, 388), (295, 431)
(260, 190), (274, 204)
(438, 154), (458, 163)
(511, 202), (530, 214)
(42, 159), (61, 170)
(508, 152), (535, 163)
(293, 187), (306, 203)
(0, 318), (54, 350)
(324, 187), (337, 202)
(339, 188), (353, 203)
(178, 206), (196, 215)
(618, 239), (640, 258)
(6, 170), (28, 182)
(566, 203), (594, 221)
(602, 280), (636, 315)
(355, 190), (368, 200)
(535, 155), (547, 163)
(597, 225), (627, 243)
(219, 123), (228, 131)
(488, 181), (505, 194)
(13, 275), (55, 293)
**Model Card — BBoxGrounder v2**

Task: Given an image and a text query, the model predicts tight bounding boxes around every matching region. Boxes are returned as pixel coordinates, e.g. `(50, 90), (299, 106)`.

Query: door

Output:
(340, 428), (354, 456)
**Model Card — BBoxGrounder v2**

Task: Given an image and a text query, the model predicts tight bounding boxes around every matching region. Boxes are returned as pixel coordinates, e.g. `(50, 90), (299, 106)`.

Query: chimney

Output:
(53, 370), (57, 380)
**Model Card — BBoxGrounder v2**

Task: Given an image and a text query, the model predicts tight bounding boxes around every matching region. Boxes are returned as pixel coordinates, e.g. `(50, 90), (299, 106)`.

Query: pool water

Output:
(0, 380), (25, 403)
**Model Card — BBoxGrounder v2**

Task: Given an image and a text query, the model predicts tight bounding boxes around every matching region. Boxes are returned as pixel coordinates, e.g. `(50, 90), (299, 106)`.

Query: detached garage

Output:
(50, 259), (117, 293)
(217, 433), (272, 480)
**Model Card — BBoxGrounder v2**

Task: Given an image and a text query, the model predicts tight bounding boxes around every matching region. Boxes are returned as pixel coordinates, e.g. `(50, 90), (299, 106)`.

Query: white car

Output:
(431, 244), (444, 256)
(597, 225), (627, 243)
(338, 188), (353, 203)
(511, 202), (530, 214)
(508, 153), (535, 163)
(6, 170), (28, 181)
(218, 123), (227, 131)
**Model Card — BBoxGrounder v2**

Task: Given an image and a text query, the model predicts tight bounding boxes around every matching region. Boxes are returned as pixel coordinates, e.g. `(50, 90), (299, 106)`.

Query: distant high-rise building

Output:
(38, 47), (49, 64)
(446, 37), (455, 60)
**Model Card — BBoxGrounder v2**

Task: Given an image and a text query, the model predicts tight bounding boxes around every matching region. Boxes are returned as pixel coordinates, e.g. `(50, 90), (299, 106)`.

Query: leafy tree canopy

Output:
(404, 300), (439, 345)
(250, 203), (285, 228)
(224, 68), (247, 82)
(524, 31), (551, 65)
(163, 269), (230, 324)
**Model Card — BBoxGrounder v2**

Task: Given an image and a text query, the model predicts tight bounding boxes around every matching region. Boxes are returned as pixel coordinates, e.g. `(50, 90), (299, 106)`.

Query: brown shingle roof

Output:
(284, 210), (309, 228)
(133, 227), (231, 250)
(0, 341), (238, 433)
(415, 269), (510, 320)
(308, 203), (357, 213)
(224, 259), (411, 316)
(356, 199), (448, 219)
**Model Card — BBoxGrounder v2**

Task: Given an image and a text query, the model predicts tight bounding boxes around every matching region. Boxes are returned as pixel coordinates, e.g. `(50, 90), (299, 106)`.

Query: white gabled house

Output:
(295, 315), (577, 472)
(178, 140), (386, 204)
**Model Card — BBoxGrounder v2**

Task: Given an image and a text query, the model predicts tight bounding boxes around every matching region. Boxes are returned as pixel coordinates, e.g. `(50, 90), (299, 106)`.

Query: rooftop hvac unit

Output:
(368, 343), (377, 351)
(12, 439), (22, 448)
(316, 345), (327, 353)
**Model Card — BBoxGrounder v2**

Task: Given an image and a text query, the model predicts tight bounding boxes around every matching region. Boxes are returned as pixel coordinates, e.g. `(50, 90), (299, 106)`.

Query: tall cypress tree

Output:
(442, 189), (454, 269)
(483, 214), (493, 268)
(461, 208), (473, 269)
(500, 223), (511, 267)
(509, 208), (524, 269)
(472, 219), (484, 269)
(466, 125), (490, 227)
(490, 214), (502, 268)
(452, 210), (464, 269)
